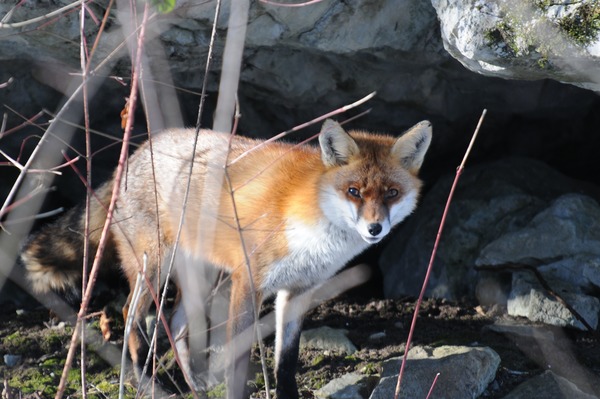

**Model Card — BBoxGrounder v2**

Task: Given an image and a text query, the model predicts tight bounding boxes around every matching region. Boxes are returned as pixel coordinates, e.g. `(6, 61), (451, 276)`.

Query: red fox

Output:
(22, 119), (432, 399)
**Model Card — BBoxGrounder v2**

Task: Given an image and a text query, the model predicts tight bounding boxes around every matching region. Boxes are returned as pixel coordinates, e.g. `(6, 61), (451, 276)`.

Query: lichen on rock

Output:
(431, 0), (600, 90)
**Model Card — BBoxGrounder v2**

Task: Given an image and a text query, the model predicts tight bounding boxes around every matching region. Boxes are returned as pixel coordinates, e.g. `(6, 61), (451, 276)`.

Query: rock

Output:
(476, 275), (510, 308)
(541, 255), (600, 291)
(485, 318), (600, 396)
(431, 0), (600, 91)
(300, 326), (357, 355)
(476, 194), (600, 329)
(502, 370), (599, 399)
(368, 332), (386, 342)
(477, 194), (600, 265)
(370, 345), (500, 399)
(380, 158), (595, 300)
(0, 0), (447, 134)
(484, 320), (557, 341)
(507, 271), (599, 330)
(314, 372), (378, 399)
(381, 158), (600, 331)
(264, 0), (435, 54)
(3, 354), (22, 367)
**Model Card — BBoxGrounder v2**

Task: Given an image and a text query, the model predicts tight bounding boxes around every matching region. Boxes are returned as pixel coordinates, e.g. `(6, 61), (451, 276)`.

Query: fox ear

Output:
(392, 120), (432, 173)
(319, 119), (360, 167)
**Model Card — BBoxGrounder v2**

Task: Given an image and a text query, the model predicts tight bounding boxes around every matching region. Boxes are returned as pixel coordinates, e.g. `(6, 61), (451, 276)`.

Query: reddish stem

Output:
(393, 109), (487, 399)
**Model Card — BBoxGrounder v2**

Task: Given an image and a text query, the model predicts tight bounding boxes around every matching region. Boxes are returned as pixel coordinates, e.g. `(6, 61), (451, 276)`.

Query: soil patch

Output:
(1, 295), (599, 398)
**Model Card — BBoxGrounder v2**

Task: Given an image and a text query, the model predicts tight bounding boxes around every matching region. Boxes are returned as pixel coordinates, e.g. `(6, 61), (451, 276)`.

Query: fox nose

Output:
(368, 223), (382, 236)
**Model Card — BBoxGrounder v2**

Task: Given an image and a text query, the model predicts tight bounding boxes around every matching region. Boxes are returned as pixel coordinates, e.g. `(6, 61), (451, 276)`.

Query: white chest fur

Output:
(260, 218), (370, 295)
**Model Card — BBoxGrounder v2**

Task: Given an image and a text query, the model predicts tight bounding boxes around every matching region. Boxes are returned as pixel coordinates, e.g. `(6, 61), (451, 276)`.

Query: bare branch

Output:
(0, 0), (92, 29)
(54, 3), (152, 397)
(394, 109), (487, 399)
(425, 373), (441, 399)
(0, 77), (13, 88)
(228, 91), (376, 167)
(119, 254), (146, 399)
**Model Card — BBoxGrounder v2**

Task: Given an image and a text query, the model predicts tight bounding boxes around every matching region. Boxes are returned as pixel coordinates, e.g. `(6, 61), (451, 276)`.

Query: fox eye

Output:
(348, 187), (361, 198)
(386, 188), (399, 199)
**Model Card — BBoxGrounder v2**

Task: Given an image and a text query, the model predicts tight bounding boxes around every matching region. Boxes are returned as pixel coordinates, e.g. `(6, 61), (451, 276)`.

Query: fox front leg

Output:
(274, 289), (313, 399)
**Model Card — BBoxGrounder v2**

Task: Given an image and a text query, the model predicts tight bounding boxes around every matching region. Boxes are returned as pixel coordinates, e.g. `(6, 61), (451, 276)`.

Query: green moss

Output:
(253, 372), (266, 390)
(361, 362), (379, 376)
(4, 352), (129, 398)
(311, 353), (327, 367)
(207, 382), (227, 398)
(39, 330), (65, 353)
(537, 56), (550, 69)
(3, 331), (31, 353)
(307, 372), (327, 390)
(484, 20), (519, 57)
(344, 354), (359, 362)
(558, 3), (600, 46)
(534, 0), (552, 11)
(8, 368), (60, 395)
(4, 331), (24, 343)
(484, 2), (600, 73)
(89, 377), (137, 398)
(40, 357), (65, 368)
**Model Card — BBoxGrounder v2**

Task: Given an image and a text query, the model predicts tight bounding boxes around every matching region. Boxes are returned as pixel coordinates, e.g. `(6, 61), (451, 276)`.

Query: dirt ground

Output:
(1, 290), (599, 398)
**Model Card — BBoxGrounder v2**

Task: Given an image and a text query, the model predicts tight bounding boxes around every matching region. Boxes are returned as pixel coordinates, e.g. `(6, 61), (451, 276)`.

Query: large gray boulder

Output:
(431, 0), (600, 91)
(1, 0), (598, 157)
(380, 157), (600, 330)
(502, 371), (599, 399)
(478, 194), (600, 264)
(370, 345), (500, 399)
(507, 269), (599, 330)
(477, 194), (600, 330)
(380, 157), (595, 300)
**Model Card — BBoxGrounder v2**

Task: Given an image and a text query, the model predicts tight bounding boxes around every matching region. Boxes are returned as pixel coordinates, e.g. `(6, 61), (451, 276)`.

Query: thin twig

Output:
(0, 0), (92, 28)
(0, 77), (13, 88)
(119, 255), (146, 399)
(0, 112), (7, 138)
(54, 4), (151, 398)
(227, 91), (376, 166)
(0, 185), (52, 224)
(87, 0), (116, 67)
(195, 0), (222, 133)
(393, 109), (487, 399)
(0, 89), (94, 232)
(224, 99), (273, 399)
(0, 151), (71, 177)
(425, 373), (441, 399)
(0, 109), (45, 139)
(139, 0), (222, 397)
(79, 0), (91, 393)
(0, 207), (64, 226)
(232, 113), (370, 193)
(43, 111), (142, 147)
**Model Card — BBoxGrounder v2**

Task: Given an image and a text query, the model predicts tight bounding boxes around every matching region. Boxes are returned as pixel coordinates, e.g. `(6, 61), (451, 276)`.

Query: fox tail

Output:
(21, 183), (117, 298)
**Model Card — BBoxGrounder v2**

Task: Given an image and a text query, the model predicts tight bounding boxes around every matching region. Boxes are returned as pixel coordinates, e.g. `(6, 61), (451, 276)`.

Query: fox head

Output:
(318, 119), (432, 244)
